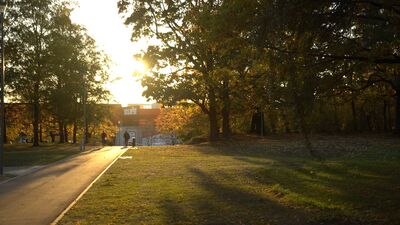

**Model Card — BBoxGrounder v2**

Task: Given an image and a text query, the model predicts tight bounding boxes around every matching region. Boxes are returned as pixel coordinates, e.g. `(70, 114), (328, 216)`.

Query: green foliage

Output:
(119, 0), (400, 143)
(5, 0), (57, 102)
(252, 0), (400, 133)
(5, 0), (110, 145)
(155, 105), (208, 141)
(5, 104), (33, 142)
(119, 0), (258, 140)
(85, 104), (118, 144)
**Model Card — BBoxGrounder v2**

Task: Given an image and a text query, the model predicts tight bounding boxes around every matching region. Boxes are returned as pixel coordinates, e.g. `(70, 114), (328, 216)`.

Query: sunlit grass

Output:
(59, 137), (400, 225)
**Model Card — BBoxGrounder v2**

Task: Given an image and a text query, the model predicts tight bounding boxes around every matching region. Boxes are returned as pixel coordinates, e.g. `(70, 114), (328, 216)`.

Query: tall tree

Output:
(6, 0), (65, 146)
(119, 0), (257, 140)
(119, 0), (227, 141)
(253, 0), (400, 133)
(46, 7), (110, 143)
(6, 0), (110, 145)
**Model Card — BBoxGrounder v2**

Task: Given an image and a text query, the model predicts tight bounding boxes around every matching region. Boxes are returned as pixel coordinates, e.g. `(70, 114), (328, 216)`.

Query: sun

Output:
(131, 60), (148, 76)
(71, 0), (153, 106)
(108, 59), (150, 107)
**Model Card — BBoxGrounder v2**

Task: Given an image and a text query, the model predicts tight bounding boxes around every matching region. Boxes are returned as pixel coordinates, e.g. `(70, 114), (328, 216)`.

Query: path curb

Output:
(50, 147), (128, 225)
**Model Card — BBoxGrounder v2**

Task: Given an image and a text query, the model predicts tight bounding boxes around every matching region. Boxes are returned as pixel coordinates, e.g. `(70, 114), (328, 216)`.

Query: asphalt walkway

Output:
(0, 146), (125, 225)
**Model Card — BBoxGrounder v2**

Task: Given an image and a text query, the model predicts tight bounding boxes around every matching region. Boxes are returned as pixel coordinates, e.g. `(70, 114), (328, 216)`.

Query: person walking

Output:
(123, 131), (130, 147)
(49, 131), (56, 143)
(101, 131), (107, 146)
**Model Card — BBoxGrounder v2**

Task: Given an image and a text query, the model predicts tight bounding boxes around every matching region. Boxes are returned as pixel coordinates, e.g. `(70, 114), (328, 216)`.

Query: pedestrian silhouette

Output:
(101, 131), (107, 146)
(123, 131), (130, 147)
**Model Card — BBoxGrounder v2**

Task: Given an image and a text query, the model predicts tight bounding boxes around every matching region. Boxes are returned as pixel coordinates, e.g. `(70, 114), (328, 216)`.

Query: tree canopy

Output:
(6, 0), (110, 146)
(118, 0), (400, 156)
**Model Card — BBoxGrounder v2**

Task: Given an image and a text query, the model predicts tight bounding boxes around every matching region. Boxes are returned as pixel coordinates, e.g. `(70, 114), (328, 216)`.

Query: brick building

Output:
(113, 103), (161, 146)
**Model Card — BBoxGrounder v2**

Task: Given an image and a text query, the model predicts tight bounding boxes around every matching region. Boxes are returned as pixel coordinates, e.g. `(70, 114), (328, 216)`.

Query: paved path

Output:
(0, 147), (126, 225)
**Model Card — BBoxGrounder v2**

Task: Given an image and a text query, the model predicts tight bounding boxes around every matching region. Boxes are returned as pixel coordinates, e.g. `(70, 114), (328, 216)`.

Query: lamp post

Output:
(117, 121), (121, 146)
(0, 0), (6, 176)
(80, 74), (87, 151)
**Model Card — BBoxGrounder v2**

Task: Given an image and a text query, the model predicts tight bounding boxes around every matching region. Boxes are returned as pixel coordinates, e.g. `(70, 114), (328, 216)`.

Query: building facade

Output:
(114, 104), (161, 146)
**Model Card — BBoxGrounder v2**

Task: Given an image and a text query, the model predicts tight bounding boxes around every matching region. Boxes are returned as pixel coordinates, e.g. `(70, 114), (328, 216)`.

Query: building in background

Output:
(113, 103), (161, 146)
(3, 102), (177, 146)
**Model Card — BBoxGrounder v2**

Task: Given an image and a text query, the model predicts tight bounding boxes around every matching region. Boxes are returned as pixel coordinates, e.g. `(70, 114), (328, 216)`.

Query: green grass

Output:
(4, 144), (84, 167)
(59, 136), (400, 225)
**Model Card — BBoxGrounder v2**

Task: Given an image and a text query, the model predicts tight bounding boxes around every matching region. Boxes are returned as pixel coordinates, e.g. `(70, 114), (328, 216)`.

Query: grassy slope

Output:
(60, 137), (400, 225)
(4, 144), (83, 167)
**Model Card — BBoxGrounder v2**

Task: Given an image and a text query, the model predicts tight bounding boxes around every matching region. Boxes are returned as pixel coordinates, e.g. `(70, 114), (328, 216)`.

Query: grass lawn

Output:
(59, 136), (400, 225)
(4, 144), (86, 167)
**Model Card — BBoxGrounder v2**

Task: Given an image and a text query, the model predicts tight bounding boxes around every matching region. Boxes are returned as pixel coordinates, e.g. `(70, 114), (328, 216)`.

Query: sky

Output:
(70, 0), (152, 106)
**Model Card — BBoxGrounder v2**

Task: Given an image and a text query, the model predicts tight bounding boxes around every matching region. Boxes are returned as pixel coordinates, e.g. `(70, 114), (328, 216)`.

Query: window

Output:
(124, 107), (137, 115)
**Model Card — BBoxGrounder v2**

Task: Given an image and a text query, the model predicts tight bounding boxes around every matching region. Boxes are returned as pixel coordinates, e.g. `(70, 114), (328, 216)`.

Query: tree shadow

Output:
(0, 164), (77, 196)
(159, 198), (191, 225)
(248, 160), (400, 224)
(159, 167), (310, 225)
(191, 144), (400, 225)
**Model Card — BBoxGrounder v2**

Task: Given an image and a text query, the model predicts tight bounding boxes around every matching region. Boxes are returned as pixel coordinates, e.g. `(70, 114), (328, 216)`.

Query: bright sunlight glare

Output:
(70, 0), (153, 105)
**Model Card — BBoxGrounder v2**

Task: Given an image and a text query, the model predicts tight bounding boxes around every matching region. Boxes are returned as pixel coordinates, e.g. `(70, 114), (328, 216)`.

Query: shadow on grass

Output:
(160, 167), (309, 225)
(159, 198), (191, 224)
(191, 142), (400, 225)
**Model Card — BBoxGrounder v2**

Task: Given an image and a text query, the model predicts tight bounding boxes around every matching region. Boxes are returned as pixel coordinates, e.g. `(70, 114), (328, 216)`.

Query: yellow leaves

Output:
(155, 105), (207, 139)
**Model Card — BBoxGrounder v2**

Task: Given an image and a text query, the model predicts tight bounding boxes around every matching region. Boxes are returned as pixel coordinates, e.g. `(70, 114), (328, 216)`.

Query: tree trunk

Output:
(260, 112), (265, 136)
(396, 92), (400, 134)
(281, 110), (291, 133)
(388, 102), (392, 131)
(73, 121), (77, 144)
(221, 78), (231, 138)
(250, 111), (265, 135)
(85, 121), (89, 144)
(50, 132), (55, 143)
(395, 73), (400, 133)
(295, 99), (320, 159)
(39, 124), (43, 143)
(269, 110), (276, 133)
(333, 104), (340, 132)
(58, 121), (64, 143)
(3, 106), (6, 144)
(383, 100), (388, 131)
(64, 124), (68, 143)
(33, 82), (40, 147)
(208, 88), (219, 141)
(366, 113), (372, 131)
(222, 107), (231, 138)
(351, 99), (358, 132)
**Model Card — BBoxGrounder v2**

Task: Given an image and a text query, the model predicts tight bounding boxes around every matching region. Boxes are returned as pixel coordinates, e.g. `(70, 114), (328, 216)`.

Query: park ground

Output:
(59, 135), (400, 225)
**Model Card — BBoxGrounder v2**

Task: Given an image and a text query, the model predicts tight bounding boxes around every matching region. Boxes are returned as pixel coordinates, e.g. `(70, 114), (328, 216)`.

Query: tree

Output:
(118, 0), (225, 141)
(253, 0), (400, 133)
(119, 0), (257, 141)
(6, 0), (68, 146)
(46, 7), (110, 143)
(6, 0), (110, 145)
(119, 0), (398, 145)
(155, 105), (208, 141)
